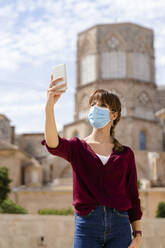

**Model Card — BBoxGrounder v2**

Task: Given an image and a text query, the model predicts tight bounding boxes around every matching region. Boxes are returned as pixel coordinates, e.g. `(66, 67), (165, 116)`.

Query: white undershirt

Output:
(96, 153), (110, 165)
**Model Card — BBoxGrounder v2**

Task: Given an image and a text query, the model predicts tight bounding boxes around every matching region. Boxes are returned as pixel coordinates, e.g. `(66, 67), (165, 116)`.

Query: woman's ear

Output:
(113, 111), (118, 120)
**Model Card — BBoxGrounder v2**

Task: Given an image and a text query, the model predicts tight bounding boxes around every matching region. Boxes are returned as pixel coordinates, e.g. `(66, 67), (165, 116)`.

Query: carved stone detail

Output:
(99, 31), (127, 52)
(137, 92), (150, 105)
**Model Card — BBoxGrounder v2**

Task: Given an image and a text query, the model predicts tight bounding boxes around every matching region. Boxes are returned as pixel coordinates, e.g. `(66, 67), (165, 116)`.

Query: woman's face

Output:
(90, 100), (117, 123)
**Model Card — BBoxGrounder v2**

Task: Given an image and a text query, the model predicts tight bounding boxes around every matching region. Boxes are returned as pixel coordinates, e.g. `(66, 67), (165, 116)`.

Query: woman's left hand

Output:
(128, 235), (142, 248)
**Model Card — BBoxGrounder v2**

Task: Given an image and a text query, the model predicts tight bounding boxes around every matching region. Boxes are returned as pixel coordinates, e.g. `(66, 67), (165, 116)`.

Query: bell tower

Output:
(64, 23), (162, 151)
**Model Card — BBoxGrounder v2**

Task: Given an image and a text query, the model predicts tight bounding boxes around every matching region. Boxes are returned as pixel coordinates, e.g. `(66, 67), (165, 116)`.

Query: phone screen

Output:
(52, 64), (67, 91)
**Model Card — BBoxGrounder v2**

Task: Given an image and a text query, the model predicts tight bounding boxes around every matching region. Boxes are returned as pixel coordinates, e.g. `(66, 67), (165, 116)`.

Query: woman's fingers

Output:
(48, 90), (66, 95)
(51, 73), (53, 81)
(49, 90), (65, 95)
(47, 75), (67, 104)
(49, 73), (53, 87)
(48, 82), (67, 91)
(49, 76), (64, 88)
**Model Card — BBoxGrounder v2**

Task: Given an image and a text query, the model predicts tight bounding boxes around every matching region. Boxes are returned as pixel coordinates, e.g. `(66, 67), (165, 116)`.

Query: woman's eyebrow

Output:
(92, 102), (107, 106)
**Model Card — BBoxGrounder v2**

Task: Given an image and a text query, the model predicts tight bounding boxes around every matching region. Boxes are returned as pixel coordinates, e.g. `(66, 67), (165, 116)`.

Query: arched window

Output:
(139, 130), (146, 150)
(80, 55), (96, 85)
(32, 171), (39, 184)
(130, 53), (151, 82)
(79, 94), (89, 119)
(100, 35), (126, 79)
(49, 164), (54, 182)
(101, 51), (126, 79)
(21, 166), (25, 185)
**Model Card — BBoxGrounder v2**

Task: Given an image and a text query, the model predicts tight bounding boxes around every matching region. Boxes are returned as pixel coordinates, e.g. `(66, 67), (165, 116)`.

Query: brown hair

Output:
(88, 88), (125, 153)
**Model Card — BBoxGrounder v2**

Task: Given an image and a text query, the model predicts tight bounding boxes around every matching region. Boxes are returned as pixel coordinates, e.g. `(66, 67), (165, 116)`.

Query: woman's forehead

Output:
(91, 98), (114, 110)
(92, 98), (107, 105)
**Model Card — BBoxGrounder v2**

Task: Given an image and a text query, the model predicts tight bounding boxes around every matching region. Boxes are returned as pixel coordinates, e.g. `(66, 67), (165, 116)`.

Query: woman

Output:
(41, 75), (143, 248)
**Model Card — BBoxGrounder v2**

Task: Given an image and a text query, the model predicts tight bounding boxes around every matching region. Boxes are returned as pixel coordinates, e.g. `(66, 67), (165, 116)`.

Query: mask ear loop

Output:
(109, 110), (114, 126)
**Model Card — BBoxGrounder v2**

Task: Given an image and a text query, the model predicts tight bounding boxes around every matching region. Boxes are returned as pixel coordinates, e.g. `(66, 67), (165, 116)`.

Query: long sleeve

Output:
(41, 134), (77, 163)
(127, 148), (143, 224)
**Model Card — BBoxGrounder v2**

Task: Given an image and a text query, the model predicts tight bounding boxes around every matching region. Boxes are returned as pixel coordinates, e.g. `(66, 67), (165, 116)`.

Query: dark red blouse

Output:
(41, 135), (143, 224)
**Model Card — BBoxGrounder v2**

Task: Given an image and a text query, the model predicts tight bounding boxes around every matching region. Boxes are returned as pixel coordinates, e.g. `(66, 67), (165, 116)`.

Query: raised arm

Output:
(44, 73), (67, 148)
(41, 73), (77, 163)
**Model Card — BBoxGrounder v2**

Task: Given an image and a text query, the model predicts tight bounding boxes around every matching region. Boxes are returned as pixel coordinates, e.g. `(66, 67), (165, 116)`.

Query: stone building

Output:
(0, 22), (165, 217)
(0, 114), (43, 191)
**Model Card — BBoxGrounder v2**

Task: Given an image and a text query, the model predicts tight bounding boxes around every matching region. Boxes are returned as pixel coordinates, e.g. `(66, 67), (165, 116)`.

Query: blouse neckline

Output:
(79, 138), (115, 167)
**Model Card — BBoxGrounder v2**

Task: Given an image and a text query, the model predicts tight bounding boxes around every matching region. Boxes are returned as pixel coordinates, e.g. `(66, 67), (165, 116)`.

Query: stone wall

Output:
(0, 214), (165, 248)
(11, 186), (165, 218)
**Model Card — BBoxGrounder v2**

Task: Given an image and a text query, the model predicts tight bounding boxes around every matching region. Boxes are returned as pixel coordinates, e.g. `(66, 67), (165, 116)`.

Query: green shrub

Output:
(138, 179), (142, 190)
(156, 202), (165, 218)
(0, 167), (12, 204)
(38, 207), (74, 215)
(0, 198), (28, 214)
(0, 206), (3, 213)
(0, 167), (28, 214)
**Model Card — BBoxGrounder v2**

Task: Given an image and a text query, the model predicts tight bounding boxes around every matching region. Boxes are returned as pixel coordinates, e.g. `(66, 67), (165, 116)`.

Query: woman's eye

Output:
(91, 103), (107, 107)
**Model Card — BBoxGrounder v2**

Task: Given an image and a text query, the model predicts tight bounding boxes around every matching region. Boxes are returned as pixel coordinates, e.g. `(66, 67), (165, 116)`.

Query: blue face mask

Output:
(88, 105), (112, 129)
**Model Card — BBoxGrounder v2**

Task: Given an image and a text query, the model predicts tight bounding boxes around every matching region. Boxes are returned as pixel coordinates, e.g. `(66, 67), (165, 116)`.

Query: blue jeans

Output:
(73, 204), (132, 248)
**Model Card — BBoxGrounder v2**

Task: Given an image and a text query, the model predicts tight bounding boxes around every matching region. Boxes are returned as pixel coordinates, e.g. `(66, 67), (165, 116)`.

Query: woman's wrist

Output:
(135, 234), (142, 238)
(132, 230), (142, 238)
(45, 104), (54, 113)
(45, 102), (54, 110)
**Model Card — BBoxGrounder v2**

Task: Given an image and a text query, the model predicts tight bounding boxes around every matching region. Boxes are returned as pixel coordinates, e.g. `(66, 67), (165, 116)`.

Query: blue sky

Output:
(0, 0), (165, 134)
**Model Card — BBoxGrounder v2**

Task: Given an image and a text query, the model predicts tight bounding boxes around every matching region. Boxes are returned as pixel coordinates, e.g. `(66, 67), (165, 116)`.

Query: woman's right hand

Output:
(46, 73), (67, 106)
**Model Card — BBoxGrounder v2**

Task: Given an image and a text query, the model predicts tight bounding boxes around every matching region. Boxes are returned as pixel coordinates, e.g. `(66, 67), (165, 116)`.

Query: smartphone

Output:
(52, 64), (67, 92)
